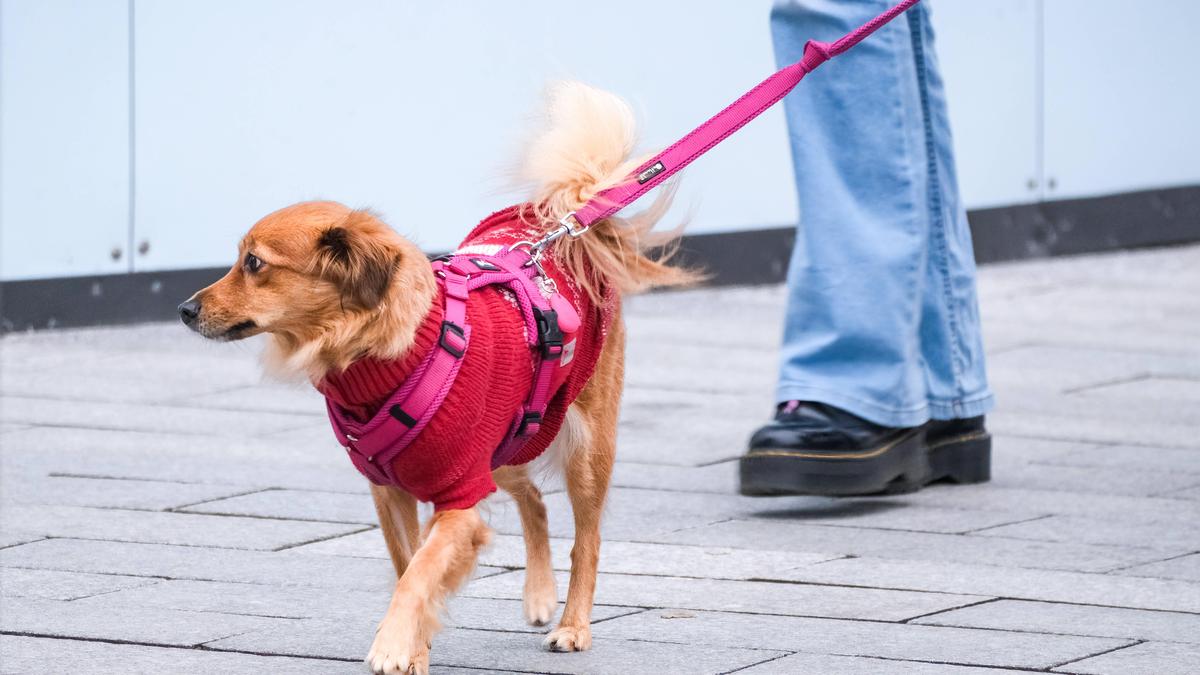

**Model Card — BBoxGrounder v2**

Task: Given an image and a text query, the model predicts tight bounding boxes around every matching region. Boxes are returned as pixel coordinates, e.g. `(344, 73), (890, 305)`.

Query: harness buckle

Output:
(439, 321), (466, 358)
(517, 411), (542, 436)
(533, 308), (563, 359)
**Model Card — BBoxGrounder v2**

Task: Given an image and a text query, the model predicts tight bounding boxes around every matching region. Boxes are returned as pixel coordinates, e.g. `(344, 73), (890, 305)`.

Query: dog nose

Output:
(178, 299), (201, 326)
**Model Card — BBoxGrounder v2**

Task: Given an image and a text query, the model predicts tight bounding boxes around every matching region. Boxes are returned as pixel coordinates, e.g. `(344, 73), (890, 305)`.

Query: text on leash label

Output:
(636, 161), (666, 184)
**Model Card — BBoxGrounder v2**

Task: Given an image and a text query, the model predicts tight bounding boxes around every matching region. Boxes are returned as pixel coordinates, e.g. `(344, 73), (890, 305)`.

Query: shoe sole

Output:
(738, 428), (991, 497)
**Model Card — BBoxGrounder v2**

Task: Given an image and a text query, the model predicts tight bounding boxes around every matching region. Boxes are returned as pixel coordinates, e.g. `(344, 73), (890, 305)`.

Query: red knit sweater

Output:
(318, 206), (614, 510)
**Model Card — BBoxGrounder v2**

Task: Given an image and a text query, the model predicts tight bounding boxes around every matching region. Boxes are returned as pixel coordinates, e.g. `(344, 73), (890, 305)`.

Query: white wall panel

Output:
(0, 0), (130, 280)
(131, 0), (793, 271)
(932, 0), (1040, 209)
(3, 1), (1197, 280)
(1043, 0), (1200, 199)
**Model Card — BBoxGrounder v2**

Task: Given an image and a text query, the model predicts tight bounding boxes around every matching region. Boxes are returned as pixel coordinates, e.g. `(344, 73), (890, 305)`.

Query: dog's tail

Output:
(520, 81), (703, 303)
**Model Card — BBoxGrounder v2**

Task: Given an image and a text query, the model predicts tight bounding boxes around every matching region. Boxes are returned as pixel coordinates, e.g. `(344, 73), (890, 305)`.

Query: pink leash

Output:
(553, 0), (921, 238)
(327, 0), (921, 489)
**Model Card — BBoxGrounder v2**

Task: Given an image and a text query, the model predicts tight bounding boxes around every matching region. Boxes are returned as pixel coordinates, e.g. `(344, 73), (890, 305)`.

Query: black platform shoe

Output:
(738, 401), (991, 497)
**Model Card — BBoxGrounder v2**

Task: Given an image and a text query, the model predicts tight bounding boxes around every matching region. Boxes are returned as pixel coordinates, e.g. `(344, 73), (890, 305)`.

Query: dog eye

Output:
(244, 253), (264, 274)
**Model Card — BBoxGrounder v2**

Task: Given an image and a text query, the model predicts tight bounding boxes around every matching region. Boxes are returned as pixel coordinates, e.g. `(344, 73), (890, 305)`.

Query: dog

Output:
(180, 82), (697, 674)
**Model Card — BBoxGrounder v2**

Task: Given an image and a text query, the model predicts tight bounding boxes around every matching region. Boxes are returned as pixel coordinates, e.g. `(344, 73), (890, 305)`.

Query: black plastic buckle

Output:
(533, 308), (563, 359)
(517, 411), (542, 436)
(439, 321), (466, 358)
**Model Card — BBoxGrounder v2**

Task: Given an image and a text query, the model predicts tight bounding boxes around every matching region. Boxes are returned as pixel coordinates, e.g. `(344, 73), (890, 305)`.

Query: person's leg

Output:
(770, 0), (991, 426)
(770, 0), (931, 427)
(740, 0), (991, 496)
(907, 4), (992, 420)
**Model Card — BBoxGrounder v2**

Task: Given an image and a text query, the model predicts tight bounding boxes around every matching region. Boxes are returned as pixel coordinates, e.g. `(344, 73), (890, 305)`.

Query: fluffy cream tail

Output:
(521, 81), (702, 302)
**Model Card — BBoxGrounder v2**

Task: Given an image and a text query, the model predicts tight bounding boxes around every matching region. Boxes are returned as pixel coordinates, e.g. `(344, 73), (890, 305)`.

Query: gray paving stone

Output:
(0, 533), (42, 550)
(988, 409), (1200, 449)
(0, 504), (369, 551)
(0, 371), (238, 405)
(659, 518), (1184, 573)
(0, 538), (396, 588)
(483, 487), (728, 542)
(914, 599), (1200, 644)
(1114, 553), (1200, 582)
(178, 488), (379, 524)
(1074, 376), (1200, 405)
(0, 635), (360, 675)
(1163, 485), (1200, 500)
(174, 382), (326, 415)
(0, 595), (285, 647)
(465, 569), (986, 622)
(211, 621), (787, 673)
(80, 578), (634, 632)
(1038, 445), (1200, 477)
(611, 459), (741, 493)
(906, 483), (1199, 525)
(0, 426), (370, 492)
(0, 538), (504, 591)
(971, 514), (1200, 550)
(589, 608), (1130, 670)
(0, 395), (319, 436)
(487, 486), (1041, 544)
(738, 652), (1034, 674)
(287, 527), (391, 558)
(0, 567), (158, 601)
(984, 459), (1200, 497)
(775, 557), (1200, 613)
(2, 247), (1199, 672)
(478, 533), (842, 580)
(1, 475), (252, 511)
(1056, 641), (1200, 675)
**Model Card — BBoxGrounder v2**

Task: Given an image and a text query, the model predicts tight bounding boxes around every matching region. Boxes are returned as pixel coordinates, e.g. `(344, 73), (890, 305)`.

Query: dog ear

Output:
(314, 211), (399, 310)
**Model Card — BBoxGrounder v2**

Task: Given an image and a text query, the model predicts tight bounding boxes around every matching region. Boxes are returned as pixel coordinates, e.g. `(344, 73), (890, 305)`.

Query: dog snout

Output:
(178, 298), (201, 328)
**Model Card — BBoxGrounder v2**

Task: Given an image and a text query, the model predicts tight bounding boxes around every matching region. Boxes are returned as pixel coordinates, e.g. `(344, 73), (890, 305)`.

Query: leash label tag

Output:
(636, 161), (665, 184)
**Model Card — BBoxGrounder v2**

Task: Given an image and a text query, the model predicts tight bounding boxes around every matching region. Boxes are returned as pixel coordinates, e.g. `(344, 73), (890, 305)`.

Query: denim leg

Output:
(770, 0), (993, 426)
(907, 6), (993, 420)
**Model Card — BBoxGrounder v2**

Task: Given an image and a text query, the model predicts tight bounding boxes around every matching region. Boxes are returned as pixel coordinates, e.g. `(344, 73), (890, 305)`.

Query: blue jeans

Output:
(771, 0), (993, 427)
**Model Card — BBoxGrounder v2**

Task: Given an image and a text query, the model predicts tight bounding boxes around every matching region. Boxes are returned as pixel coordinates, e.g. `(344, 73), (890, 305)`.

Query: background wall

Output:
(2, 0), (1199, 282)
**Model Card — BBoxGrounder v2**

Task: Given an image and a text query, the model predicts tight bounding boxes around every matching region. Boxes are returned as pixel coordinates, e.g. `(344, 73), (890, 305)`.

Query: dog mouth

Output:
(221, 320), (259, 340)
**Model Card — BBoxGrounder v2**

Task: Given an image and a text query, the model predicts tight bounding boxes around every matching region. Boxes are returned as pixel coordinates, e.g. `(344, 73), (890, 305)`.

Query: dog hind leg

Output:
(544, 316), (624, 652)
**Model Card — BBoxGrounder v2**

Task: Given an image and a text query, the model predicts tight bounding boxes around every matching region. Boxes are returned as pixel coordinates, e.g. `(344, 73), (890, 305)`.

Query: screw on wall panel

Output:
(1026, 178), (1038, 190)
(150, 280), (163, 294)
(110, 247), (123, 261)
(138, 240), (150, 255)
(1047, 177), (1057, 190)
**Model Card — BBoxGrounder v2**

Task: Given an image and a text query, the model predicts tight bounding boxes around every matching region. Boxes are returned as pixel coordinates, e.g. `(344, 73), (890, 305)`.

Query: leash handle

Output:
(572, 0), (921, 229)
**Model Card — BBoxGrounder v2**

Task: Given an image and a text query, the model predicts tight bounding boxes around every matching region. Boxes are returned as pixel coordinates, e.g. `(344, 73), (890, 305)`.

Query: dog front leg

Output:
(366, 507), (491, 675)
(371, 484), (420, 579)
(494, 465), (556, 626)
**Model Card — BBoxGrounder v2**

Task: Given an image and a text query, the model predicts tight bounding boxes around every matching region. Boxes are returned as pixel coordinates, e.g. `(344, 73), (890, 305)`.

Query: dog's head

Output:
(180, 201), (434, 376)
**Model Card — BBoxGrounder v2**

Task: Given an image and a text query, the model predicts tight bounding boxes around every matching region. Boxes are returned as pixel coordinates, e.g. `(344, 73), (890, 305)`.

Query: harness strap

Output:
(325, 246), (570, 485)
(572, 0), (920, 229)
(327, 264), (470, 484)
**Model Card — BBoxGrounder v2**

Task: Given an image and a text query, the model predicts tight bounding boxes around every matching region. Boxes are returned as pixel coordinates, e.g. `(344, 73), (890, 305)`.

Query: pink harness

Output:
(325, 0), (919, 487)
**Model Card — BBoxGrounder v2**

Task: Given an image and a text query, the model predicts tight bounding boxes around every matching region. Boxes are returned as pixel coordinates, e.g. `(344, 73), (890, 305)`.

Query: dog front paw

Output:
(543, 624), (591, 652)
(366, 620), (430, 675)
(523, 577), (557, 627)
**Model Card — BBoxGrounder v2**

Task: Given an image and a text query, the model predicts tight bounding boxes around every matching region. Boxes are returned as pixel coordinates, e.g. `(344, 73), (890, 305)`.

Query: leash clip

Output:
(526, 211), (589, 258)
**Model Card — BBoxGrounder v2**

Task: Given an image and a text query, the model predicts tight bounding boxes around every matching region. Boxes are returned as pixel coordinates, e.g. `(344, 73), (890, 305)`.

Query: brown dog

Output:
(180, 82), (696, 674)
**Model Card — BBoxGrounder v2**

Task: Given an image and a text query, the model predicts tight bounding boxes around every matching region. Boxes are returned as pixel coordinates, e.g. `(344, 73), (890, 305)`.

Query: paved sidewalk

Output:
(2, 245), (1199, 674)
